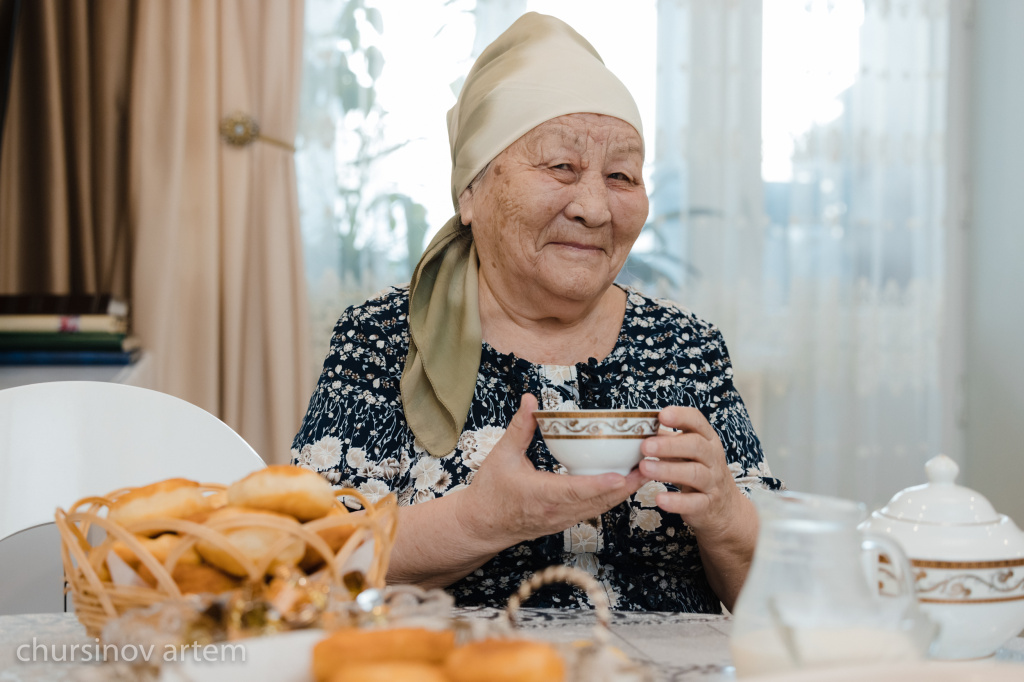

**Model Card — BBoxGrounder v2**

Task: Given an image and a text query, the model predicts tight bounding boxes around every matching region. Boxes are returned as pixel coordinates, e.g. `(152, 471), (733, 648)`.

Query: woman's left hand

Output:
(638, 405), (759, 609)
(637, 406), (748, 539)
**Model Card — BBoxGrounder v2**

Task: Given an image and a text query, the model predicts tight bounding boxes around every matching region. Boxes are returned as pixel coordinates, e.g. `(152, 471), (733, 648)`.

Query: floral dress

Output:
(292, 285), (783, 612)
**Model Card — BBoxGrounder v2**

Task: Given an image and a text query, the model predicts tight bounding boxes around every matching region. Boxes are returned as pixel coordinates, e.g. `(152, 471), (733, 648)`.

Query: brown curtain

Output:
(1, 0), (311, 463)
(130, 0), (310, 463)
(0, 0), (133, 298)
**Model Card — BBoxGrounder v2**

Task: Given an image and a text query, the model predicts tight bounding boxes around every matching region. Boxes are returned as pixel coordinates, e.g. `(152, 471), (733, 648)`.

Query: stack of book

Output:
(0, 294), (141, 365)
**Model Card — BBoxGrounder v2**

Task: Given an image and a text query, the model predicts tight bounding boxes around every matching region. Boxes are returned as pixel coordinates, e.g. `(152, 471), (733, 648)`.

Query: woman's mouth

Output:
(550, 241), (603, 252)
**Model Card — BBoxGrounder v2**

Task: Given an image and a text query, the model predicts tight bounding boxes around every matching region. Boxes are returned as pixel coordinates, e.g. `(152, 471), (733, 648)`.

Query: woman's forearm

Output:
(694, 493), (759, 612)
(385, 489), (513, 589)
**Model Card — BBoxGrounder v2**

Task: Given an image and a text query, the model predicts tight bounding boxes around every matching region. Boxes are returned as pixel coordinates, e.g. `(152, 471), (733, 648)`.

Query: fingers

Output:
(640, 457), (709, 490)
(623, 466), (649, 491)
(642, 432), (713, 465)
(557, 472), (626, 502)
(655, 490), (710, 517)
(572, 476), (642, 517)
(657, 406), (717, 441)
(655, 486), (751, 540)
(542, 469), (642, 515)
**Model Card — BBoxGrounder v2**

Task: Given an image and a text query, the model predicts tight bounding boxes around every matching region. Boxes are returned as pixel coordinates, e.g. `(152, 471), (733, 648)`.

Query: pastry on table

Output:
(312, 627), (456, 682)
(327, 662), (449, 682)
(445, 638), (566, 682)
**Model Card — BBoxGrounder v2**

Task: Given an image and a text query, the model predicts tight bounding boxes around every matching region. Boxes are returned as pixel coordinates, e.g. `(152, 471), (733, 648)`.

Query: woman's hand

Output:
(453, 394), (646, 549)
(637, 406), (759, 610)
(388, 393), (644, 590)
(638, 406), (747, 536)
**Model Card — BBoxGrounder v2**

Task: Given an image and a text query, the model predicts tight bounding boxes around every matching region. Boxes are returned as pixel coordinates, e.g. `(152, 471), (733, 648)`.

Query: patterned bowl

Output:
(533, 409), (660, 476)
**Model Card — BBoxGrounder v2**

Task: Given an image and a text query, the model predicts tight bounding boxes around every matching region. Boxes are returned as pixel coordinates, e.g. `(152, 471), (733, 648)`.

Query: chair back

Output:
(0, 381), (266, 542)
(0, 523), (65, 615)
(0, 381), (266, 614)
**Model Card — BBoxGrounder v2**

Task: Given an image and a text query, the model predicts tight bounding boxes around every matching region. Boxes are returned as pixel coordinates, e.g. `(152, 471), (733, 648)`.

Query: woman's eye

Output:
(609, 172), (632, 182)
(552, 163), (573, 171)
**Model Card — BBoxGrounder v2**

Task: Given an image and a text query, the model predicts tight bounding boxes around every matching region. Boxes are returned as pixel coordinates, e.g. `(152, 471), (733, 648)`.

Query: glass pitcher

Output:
(730, 489), (936, 677)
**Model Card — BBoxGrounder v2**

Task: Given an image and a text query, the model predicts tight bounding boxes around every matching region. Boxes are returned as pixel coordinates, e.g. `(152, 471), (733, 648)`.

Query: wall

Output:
(964, 0), (1024, 524)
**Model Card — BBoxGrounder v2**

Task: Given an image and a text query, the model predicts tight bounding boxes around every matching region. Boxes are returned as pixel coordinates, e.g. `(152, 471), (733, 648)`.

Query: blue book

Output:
(0, 349), (141, 366)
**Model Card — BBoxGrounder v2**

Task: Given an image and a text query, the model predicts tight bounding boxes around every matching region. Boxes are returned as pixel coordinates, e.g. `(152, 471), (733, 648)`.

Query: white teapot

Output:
(860, 454), (1024, 659)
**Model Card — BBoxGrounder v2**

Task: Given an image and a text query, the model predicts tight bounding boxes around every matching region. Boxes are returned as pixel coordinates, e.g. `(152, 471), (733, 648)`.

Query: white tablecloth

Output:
(1, 610), (1022, 681)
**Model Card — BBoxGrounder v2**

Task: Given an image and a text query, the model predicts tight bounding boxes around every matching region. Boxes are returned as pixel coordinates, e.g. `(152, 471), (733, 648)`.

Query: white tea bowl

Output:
(534, 409), (660, 476)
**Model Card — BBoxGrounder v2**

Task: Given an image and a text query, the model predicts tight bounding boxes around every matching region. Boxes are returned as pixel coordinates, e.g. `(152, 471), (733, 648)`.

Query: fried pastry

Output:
(207, 490), (229, 509)
(444, 638), (565, 682)
(299, 506), (357, 571)
(195, 506), (304, 577)
(108, 478), (211, 534)
(327, 662), (449, 682)
(312, 627), (456, 682)
(138, 561), (242, 594)
(227, 465), (337, 521)
(109, 532), (201, 568)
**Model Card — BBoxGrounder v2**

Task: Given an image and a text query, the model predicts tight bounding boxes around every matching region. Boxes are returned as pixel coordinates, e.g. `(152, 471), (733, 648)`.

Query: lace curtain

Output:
(297, 0), (960, 507)
(296, 0), (478, 381)
(660, 0), (954, 507)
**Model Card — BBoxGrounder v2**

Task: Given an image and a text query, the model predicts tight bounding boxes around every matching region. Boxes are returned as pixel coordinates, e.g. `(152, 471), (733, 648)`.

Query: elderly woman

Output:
(293, 13), (782, 612)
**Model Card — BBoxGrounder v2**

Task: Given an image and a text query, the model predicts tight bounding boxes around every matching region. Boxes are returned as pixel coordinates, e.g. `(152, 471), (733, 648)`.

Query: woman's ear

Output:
(457, 186), (474, 226)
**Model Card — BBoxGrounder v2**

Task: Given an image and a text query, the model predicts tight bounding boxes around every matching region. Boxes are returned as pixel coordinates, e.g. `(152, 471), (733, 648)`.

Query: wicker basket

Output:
(55, 484), (397, 638)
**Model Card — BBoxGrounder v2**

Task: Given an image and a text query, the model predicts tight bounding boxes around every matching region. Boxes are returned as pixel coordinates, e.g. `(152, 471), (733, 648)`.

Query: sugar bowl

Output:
(860, 454), (1024, 659)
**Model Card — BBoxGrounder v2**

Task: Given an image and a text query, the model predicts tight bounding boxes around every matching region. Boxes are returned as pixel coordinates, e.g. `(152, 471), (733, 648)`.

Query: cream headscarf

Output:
(401, 12), (644, 456)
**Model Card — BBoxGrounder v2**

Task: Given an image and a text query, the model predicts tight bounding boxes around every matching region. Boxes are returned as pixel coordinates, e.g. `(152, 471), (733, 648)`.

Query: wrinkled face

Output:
(459, 113), (648, 306)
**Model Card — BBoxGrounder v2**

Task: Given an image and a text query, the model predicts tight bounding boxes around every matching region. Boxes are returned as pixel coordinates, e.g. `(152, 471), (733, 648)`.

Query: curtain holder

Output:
(219, 112), (294, 152)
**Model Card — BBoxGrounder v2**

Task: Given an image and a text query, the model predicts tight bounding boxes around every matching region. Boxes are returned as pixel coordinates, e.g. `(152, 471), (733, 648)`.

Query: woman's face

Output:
(459, 113), (648, 307)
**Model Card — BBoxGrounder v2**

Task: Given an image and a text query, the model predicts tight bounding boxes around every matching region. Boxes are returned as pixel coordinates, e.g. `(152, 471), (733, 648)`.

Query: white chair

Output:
(0, 523), (66, 614)
(0, 381), (267, 615)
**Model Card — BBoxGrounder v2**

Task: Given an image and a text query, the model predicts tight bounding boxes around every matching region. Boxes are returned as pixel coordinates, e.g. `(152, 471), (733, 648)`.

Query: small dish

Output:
(159, 629), (326, 682)
(534, 409), (660, 476)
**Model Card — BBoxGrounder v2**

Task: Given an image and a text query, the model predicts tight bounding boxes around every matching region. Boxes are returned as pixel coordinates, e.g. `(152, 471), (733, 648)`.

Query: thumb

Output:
(505, 393), (539, 448)
(481, 393), (538, 470)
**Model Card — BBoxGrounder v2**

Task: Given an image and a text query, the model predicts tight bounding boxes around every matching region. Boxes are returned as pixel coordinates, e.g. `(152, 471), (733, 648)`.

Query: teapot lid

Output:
(879, 455), (1001, 525)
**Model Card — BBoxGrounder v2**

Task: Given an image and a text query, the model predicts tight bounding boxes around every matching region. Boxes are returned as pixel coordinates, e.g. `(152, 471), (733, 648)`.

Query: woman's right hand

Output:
(453, 393), (646, 549)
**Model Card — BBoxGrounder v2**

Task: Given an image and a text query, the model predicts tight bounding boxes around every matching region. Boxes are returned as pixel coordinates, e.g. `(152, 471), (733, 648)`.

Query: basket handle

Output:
(331, 489), (398, 586)
(506, 565), (611, 645)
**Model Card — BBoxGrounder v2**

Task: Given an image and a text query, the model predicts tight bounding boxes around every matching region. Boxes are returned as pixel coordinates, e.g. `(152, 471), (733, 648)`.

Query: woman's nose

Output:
(565, 172), (612, 227)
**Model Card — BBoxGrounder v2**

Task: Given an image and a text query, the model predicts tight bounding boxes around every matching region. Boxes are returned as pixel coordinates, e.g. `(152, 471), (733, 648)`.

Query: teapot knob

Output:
(925, 454), (960, 485)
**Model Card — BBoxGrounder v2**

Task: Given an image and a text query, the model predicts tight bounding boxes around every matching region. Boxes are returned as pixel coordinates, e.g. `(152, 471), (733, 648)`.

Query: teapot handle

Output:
(861, 534), (917, 603)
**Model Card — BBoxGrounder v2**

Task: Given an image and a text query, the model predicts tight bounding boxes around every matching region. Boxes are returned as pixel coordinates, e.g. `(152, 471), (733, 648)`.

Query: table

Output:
(1, 610), (1023, 681)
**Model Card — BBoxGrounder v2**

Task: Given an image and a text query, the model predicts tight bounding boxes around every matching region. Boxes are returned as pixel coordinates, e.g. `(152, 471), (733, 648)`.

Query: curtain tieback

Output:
(219, 112), (295, 152)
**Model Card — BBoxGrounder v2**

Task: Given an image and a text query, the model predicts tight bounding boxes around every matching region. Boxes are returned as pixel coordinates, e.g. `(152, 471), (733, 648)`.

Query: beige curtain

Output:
(0, 0), (133, 298)
(130, 0), (310, 463)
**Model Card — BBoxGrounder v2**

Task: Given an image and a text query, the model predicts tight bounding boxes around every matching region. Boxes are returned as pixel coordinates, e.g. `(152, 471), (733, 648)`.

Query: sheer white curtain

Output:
(296, 0), (477, 381)
(659, 0), (955, 507)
